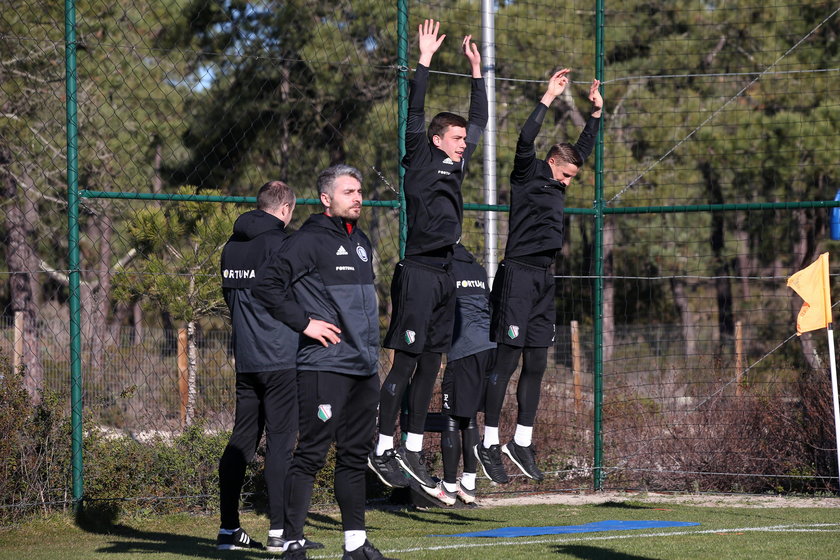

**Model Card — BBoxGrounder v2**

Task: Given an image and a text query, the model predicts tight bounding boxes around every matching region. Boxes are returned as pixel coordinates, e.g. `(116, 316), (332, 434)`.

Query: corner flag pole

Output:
(826, 324), (840, 489)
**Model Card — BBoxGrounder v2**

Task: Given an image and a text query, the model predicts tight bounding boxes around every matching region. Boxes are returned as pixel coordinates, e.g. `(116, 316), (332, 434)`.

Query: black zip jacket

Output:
(252, 213), (379, 377)
(449, 244), (496, 361)
(403, 64), (488, 257)
(221, 209), (298, 373)
(505, 102), (601, 259)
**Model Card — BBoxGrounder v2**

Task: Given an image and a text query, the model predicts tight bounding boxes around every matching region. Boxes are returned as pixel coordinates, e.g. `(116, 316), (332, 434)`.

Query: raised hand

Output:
(541, 68), (570, 106)
(589, 79), (603, 109)
(462, 34), (481, 78)
(418, 19), (446, 66)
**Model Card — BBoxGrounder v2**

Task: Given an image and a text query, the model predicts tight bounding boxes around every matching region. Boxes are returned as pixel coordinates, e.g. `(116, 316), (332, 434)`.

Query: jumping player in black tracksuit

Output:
(218, 181), (322, 552)
(369, 18), (488, 491)
(423, 244), (495, 506)
(253, 165), (396, 560)
(476, 69), (603, 484)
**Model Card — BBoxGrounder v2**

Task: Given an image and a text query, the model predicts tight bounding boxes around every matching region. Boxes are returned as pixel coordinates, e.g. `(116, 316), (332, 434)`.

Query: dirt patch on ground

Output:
(479, 490), (840, 508)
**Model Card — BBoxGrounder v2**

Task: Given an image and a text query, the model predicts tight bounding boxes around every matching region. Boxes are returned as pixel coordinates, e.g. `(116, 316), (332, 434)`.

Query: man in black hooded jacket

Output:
(218, 180), (323, 552)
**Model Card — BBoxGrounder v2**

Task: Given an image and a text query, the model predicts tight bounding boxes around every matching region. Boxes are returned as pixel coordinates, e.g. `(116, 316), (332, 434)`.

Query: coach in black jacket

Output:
(253, 165), (394, 560)
(217, 181), (299, 551)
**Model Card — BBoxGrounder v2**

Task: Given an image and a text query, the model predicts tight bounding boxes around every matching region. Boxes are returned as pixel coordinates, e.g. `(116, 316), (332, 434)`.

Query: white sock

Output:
(443, 481), (457, 493)
(376, 434), (394, 456)
(404, 431), (424, 452)
(514, 424), (533, 447)
(483, 426), (499, 447)
(218, 527), (238, 535)
(460, 472), (476, 490)
(268, 529), (283, 538)
(344, 530), (366, 552)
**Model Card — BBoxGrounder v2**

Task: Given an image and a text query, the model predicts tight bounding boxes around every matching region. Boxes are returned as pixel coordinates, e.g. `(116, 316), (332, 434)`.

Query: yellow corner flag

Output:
(787, 252), (832, 335)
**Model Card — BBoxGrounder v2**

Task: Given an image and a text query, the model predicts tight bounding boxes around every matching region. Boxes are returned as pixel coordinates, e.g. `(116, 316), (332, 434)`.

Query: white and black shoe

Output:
(266, 536), (325, 553)
(368, 449), (409, 488)
(422, 481), (456, 506)
(217, 528), (264, 550)
(342, 539), (398, 560)
(474, 444), (509, 484)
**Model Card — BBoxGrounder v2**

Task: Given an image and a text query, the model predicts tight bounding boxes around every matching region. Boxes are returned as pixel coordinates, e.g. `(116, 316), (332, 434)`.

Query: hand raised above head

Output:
(589, 79), (603, 110)
(418, 18), (446, 62)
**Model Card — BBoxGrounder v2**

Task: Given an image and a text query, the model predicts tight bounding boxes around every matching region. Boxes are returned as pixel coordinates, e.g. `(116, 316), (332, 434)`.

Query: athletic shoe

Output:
(282, 541), (307, 560)
(395, 446), (435, 488)
(216, 528), (264, 550)
(368, 449), (409, 488)
(266, 537), (325, 553)
(342, 539), (399, 560)
(456, 480), (476, 504)
(474, 443), (509, 484)
(502, 440), (545, 481)
(422, 481), (456, 506)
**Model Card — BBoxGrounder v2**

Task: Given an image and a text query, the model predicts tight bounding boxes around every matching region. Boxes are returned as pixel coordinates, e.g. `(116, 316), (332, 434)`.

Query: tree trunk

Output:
(1, 148), (44, 402)
(701, 162), (734, 352)
(601, 217), (615, 364)
(670, 277), (698, 357)
(186, 320), (199, 426)
(791, 208), (822, 371)
(86, 213), (113, 381)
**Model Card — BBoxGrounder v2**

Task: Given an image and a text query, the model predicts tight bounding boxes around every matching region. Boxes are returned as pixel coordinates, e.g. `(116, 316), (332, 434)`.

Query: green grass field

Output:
(1, 496), (839, 560)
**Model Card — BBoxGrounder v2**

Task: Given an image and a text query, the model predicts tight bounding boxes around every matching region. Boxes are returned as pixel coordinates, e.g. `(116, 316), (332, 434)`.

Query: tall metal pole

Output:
(481, 0), (498, 282)
(593, 0), (606, 491)
(397, 0), (409, 259)
(65, 0), (83, 510)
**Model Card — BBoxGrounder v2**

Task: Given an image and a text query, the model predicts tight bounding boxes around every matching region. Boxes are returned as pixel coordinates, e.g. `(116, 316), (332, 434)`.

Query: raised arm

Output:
(462, 33), (487, 160)
(404, 20), (446, 160)
(511, 69), (571, 183)
(573, 78), (603, 162)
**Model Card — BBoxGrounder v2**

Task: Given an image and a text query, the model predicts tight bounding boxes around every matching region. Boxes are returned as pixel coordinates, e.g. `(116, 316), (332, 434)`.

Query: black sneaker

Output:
(502, 440), (545, 481)
(216, 528), (264, 550)
(395, 446), (435, 488)
(266, 537), (325, 553)
(342, 539), (399, 560)
(282, 541), (307, 559)
(474, 444), (509, 484)
(368, 449), (409, 488)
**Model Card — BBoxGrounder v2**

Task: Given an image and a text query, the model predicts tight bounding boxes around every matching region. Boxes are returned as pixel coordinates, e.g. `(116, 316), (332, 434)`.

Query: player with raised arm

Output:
(476, 69), (603, 484)
(369, 19), (488, 490)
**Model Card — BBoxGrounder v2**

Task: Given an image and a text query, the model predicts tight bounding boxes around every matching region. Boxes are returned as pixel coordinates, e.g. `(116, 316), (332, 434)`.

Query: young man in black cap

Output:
(476, 69), (602, 484)
(369, 18), (487, 491)
(254, 165), (396, 560)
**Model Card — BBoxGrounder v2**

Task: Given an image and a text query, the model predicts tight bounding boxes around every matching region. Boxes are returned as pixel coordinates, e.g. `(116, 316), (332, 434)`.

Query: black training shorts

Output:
(489, 259), (556, 348)
(383, 258), (456, 353)
(441, 348), (493, 418)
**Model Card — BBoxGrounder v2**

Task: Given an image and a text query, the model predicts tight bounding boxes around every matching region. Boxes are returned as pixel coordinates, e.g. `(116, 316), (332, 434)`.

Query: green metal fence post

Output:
(397, 0), (409, 259)
(593, 0), (606, 491)
(65, 0), (84, 511)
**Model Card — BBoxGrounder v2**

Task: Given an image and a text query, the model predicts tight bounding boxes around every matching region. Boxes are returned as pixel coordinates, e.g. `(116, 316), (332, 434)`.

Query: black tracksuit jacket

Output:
(252, 213), (379, 378)
(220, 209), (298, 373)
(402, 64), (488, 257)
(505, 103), (601, 260)
(449, 244), (496, 361)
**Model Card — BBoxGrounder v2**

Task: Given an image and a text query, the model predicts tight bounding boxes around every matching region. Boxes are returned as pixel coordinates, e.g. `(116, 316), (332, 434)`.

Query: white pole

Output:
(826, 324), (840, 489)
(481, 0), (498, 286)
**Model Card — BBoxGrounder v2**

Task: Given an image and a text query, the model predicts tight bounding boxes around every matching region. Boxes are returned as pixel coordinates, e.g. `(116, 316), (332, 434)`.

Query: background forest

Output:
(1, 0), (840, 513)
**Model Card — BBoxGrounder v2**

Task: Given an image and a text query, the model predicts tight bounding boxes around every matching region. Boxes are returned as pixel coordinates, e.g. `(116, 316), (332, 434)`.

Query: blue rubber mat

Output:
(436, 520), (700, 538)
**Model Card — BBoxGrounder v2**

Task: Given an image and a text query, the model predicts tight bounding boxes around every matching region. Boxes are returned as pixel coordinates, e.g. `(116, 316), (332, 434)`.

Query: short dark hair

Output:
(428, 112), (468, 143)
(317, 164), (364, 197)
(257, 180), (295, 211)
(546, 143), (583, 167)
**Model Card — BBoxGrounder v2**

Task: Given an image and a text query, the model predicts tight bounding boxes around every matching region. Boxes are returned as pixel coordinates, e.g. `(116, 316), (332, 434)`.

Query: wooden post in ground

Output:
(735, 320), (743, 396)
(178, 327), (189, 425)
(571, 320), (583, 414)
(13, 311), (24, 372)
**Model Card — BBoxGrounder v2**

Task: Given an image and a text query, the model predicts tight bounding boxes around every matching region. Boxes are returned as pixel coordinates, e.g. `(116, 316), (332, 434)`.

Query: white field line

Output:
(297, 523), (840, 558)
